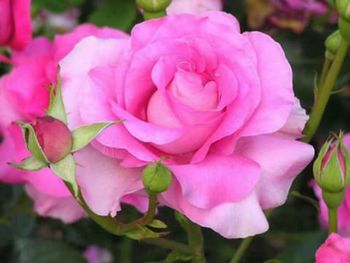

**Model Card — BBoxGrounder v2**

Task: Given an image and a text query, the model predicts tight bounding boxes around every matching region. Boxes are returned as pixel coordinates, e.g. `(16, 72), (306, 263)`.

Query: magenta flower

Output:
(316, 233), (350, 263)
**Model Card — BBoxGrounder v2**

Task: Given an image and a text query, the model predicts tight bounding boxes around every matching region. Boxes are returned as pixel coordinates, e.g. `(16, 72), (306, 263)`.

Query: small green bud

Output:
(336, 0), (350, 21)
(338, 17), (350, 42)
(313, 132), (350, 193)
(136, 0), (172, 12)
(322, 191), (345, 209)
(325, 30), (342, 56)
(142, 162), (172, 194)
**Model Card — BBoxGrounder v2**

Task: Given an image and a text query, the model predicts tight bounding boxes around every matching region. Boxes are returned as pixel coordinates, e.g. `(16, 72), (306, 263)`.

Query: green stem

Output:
(303, 40), (349, 143)
(142, 238), (193, 255)
(229, 237), (254, 263)
(328, 208), (338, 234)
(319, 56), (332, 88)
(186, 220), (206, 263)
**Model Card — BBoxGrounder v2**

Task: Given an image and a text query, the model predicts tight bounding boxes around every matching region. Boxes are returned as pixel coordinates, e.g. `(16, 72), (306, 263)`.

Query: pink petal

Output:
(74, 146), (143, 217)
(25, 184), (86, 223)
(236, 133), (314, 209)
(169, 154), (260, 209)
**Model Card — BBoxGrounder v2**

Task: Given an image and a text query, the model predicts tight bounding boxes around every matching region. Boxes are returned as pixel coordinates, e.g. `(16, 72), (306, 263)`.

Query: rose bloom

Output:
(247, 0), (333, 33)
(0, 0), (32, 50)
(313, 133), (350, 236)
(60, 11), (314, 238)
(167, 0), (223, 15)
(315, 233), (350, 263)
(0, 24), (146, 222)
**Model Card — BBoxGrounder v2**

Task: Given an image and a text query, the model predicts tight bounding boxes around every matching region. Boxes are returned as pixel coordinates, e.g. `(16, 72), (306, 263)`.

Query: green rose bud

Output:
(142, 162), (172, 194)
(136, 0), (172, 12)
(338, 17), (350, 42)
(336, 0), (350, 21)
(325, 30), (342, 57)
(314, 133), (350, 193)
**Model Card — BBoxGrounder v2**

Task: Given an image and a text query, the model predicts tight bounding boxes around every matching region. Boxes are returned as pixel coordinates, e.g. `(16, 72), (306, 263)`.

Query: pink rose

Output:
(0, 0), (32, 50)
(315, 233), (350, 263)
(0, 24), (142, 223)
(167, 0), (223, 14)
(60, 12), (314, 238)
(313, 133), (350, 236)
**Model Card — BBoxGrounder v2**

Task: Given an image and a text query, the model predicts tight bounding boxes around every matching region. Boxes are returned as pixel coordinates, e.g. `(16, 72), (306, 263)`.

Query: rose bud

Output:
(31, 116), (73, 163)
(142, 162), (172, 194)
(314, 133), (350, 208)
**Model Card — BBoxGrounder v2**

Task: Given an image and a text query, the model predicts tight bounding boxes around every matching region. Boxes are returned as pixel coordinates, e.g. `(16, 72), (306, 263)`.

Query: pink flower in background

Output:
(313, 133), (350, 236)
(0, 0), (32, 50)
(84, 245), (113, 263)
(167, 0), (223, 14)
(0, 24), (143, 223)
(247, 0), (334, 33)
(61, 12), (314, 238)
(315, 233), (350, 263)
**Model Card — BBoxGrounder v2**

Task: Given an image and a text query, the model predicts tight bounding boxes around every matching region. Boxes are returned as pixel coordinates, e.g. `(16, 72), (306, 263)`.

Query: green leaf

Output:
(50, 154), (78, 196)
(47, 75), (68, 124)
(71, 122), (117, 152)
(32, 0), (85, 13)
(89, 0), (137, 31)
(15, 238), (86, 263)
(148, 219), (168, 229)
(9, 156), (47, 171)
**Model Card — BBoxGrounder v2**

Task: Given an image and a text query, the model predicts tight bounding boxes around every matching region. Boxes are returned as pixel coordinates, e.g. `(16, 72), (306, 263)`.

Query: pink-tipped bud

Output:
(32, 116), (72, 163)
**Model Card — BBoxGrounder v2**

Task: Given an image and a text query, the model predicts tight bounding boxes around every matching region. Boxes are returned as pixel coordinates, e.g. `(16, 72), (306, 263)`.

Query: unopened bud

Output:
(142, 162), (172, 194)
(136, 0), (172, 12)
(336, 0), (350, 21)
(338, 17), (350, 42)
(31, 116), (73, 163)
(325, 31), (342, 57)
(314, 133), (350, 193)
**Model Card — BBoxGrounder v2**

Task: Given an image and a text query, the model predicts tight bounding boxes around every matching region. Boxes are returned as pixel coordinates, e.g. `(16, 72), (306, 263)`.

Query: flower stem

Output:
(186, 221), (206, 263)
(328, 208), (338, 234)
(303, 40), (349, 143)
(229, 237), (254, 263)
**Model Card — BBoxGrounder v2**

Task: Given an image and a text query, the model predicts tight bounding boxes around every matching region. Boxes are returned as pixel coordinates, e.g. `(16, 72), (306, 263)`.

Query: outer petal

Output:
(8, 0), (32, 50)
(236, 133), (314, 209)
(74, 146), (143, 217)
(241, 31), (294, 137)
(161, 180), (268, 238)
(25, 184), (86, 223)
(315, 234), (350, 263)
(169, 154), (260, 209)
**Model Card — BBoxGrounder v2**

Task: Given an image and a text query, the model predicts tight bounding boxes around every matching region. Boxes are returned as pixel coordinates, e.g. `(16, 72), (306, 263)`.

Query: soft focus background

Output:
(0, 0), (350, 262)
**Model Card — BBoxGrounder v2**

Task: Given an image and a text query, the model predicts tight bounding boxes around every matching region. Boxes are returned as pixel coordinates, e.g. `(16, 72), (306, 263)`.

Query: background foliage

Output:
(1, 0), (350, 262)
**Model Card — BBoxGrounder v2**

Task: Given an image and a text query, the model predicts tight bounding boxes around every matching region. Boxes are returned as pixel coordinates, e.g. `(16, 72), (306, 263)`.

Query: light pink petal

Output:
(241, 32), (294, 136)
(25, 184), (86, 223)
(236, 133), (314, 209)
(167, 0), (223, 15)
(169, 154), (260, 209)
(161, 181), (268, 238)
(75, 146), (143, 217)
(280, 98), (309, 138)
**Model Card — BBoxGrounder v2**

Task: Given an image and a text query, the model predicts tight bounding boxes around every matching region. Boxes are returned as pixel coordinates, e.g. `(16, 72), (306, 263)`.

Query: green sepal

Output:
(336, 0), (350, 21)
(71, 121), (118, 152)
(148, 219), (168, 229)
(338, 17), (350, 42)
(9, 156), (47, 171)
(313, 139), (332, 183)
(325, 30), (342, 55)
(50, 154), (78, 196)
(47, 74), (68, 124)
(125, 225), (167, 240)
(322, 190), (345, 209)
(136, 0), (171, 12)
(142, 162), (172, 194)
(17, 122), (49, 164)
